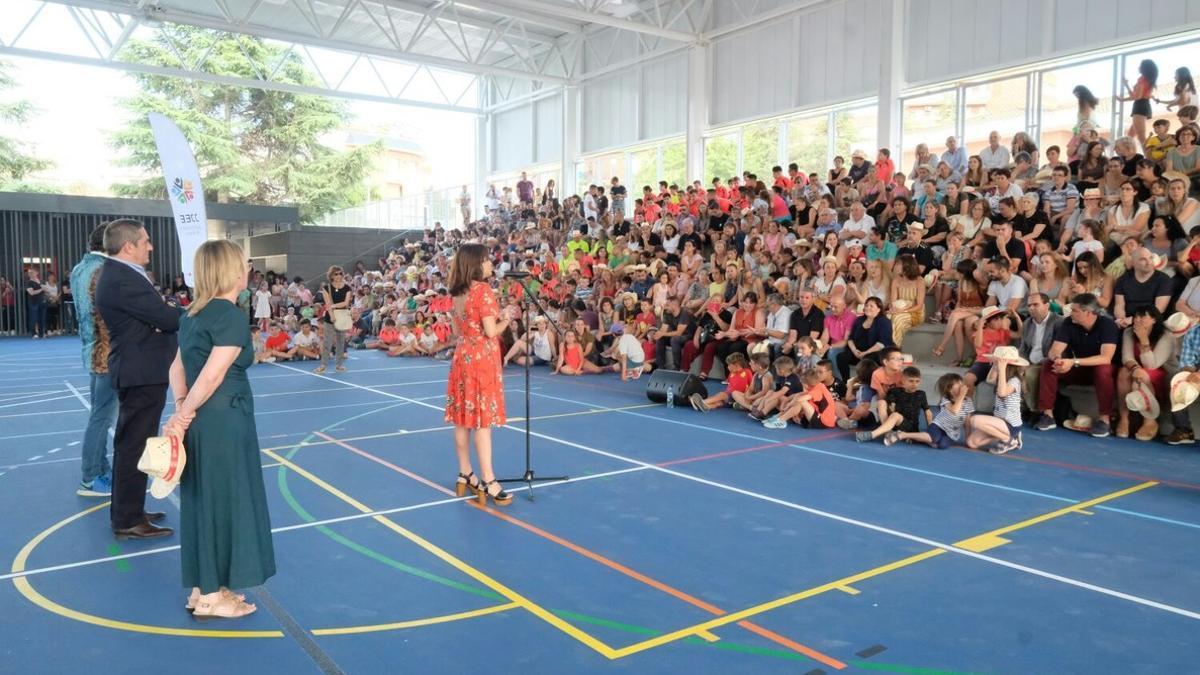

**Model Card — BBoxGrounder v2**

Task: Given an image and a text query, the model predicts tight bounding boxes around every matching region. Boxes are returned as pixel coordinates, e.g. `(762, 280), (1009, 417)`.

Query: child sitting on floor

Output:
(968, 346), (1026, 455)
(856, 365), (932, 444)
(251, 326), (269, 364)
(262, 322), (295, 362)
(837, 358), (880, 429)
(366, 318), (400, 350)
(889, 373), (975, 449)
(387, 323), (419, 357)
(690, 352), (751, 412)
(764, 368), (838, 430)
(749, 356), (802, 421)
(292, 320), (321, 360)
(793, 336), (820, 373)
(557, 329), (604, 375)
(731, 352), (774, 411)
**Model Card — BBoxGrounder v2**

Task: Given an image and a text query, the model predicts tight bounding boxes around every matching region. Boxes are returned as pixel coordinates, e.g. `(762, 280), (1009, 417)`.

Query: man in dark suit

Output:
(95, 219), (180, 539)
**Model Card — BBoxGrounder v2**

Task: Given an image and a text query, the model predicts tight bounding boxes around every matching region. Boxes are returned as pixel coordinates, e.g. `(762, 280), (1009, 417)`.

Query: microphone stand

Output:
(497, 273), (567, 500)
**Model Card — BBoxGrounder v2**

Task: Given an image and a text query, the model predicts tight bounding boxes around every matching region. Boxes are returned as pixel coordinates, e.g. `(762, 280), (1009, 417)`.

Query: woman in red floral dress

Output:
(445, 243), (513, 505)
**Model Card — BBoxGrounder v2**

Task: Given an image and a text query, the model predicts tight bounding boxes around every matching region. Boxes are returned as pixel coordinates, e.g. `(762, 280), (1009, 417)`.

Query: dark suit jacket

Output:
(1019, 311), (1064, 364)
(95, 258), (180, 389)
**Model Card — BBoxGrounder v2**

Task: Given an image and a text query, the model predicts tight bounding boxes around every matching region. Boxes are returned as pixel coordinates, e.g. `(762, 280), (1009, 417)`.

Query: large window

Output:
(834, 107), (877, 167)
(577, 152), (623, 190)
(704, 133), (738, 183)
(662, 139), (686, 188)
(741, 120), (780, 176)
(786, 115), (829, 176)
(963, 75), (1029, 158)
(1041, 58), (1115, 155)
(900, 90), (956, 174)
(1125, 42), (1196, 132)
(630, 147), (658, 191)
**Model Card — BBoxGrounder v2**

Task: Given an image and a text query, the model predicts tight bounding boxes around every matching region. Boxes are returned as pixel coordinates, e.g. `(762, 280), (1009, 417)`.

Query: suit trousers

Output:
(111, 384), (167, 529)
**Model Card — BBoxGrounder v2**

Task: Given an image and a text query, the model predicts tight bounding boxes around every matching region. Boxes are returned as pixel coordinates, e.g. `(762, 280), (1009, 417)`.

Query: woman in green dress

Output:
(166, 239), (275, 620)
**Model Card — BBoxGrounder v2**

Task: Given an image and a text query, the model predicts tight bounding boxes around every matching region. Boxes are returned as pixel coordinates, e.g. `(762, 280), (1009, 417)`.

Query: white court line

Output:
(0, 408), (85, 419)
(0, 390), (66, 404)
(248, 363), (450, 380)
(269, 362), (1200, 623)
(0, 465), (649, 582)
(0, 393), (82, 410)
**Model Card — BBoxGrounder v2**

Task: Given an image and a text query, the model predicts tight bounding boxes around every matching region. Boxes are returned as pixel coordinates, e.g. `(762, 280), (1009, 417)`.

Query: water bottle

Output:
(666, 386), (675, 409)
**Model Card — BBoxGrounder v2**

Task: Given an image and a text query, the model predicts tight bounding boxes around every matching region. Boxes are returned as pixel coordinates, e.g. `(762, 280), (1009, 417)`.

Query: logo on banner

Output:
(170, 177), (195, 205)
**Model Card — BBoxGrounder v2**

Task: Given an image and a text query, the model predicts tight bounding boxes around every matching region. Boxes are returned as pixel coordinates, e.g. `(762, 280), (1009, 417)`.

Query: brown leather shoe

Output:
(113, 521), (173, 540)
(144, 511), (166, 523)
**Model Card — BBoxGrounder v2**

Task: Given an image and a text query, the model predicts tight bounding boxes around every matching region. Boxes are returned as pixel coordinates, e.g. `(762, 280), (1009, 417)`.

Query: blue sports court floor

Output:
(1, 337), (1199, 674)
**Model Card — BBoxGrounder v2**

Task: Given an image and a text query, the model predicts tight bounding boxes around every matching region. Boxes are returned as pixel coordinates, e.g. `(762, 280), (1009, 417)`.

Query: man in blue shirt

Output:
(941, 135), (967, 176)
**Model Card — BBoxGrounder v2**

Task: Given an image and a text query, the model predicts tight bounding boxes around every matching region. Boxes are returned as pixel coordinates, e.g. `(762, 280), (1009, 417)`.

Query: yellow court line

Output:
(312, 602), (519, 636)
(696, 630), (721, 642)
(261, 448), (620, 659)
(9, 502), (283, 639)
(606, 480), (1158, 659)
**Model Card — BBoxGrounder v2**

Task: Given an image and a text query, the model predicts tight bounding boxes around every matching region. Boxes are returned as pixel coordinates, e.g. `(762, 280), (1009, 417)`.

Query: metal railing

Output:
(315, 186), (465, 230)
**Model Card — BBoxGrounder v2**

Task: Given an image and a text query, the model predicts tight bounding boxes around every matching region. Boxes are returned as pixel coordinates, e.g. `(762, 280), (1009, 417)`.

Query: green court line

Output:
(106, 543), (131, 573)
(272, 398), (974, 673)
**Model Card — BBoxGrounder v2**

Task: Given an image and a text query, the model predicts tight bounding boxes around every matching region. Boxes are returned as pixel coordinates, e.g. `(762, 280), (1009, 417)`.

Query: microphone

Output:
(503, 271), (531, 278)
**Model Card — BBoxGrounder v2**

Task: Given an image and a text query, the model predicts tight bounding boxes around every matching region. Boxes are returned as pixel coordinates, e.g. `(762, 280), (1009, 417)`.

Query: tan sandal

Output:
(186, 587), (246, 612)
(1114, 419), (1130, 439)
(1135, 419), (1159, 442)
(192, 593), (256, 621)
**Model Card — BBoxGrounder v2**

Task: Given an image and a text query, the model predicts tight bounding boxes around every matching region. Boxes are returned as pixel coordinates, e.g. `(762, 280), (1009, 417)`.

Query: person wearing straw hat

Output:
(1114, 307), (1175, 439)
(977, 345), (1028, 454)
(165, 239), (275, 620)
(1034, 294), (1120, 437)
(1165, 318), (1200, 444)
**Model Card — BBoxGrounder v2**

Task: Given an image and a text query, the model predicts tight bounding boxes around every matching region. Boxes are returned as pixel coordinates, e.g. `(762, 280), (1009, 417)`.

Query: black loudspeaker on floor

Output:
(644, 369), (707, 404)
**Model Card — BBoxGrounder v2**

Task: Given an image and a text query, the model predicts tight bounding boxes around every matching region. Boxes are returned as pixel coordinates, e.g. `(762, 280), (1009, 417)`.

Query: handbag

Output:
(332, 308), (353, 332)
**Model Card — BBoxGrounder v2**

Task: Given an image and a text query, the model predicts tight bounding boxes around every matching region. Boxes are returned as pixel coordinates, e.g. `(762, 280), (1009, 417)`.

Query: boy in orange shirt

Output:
(764, 368), (837, 429)
(367, 318), (401, 350)
(690, 352), (750, 412)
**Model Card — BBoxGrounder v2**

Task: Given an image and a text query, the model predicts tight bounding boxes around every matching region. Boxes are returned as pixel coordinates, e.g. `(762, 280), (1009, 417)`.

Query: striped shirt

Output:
(1180, 324), (1200, 370)
(933, 396), (976, 441)
(992, 377), (1024, 429)
(1044, 183), (1079, 214)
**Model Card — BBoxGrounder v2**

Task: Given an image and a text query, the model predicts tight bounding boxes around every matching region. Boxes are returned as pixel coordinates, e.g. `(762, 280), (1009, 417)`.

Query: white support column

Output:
(474, 114), (489, 224)
(685, 43), (708, 184)
(876, 0), (906, 157)
(562, 84), (581, 197)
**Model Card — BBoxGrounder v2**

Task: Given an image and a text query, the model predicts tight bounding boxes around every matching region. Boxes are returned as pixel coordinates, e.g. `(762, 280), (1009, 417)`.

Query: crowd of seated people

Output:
(201, 62), (1200, 453)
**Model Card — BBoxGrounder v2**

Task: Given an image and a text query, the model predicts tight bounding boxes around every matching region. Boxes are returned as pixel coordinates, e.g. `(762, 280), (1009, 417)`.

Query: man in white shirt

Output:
(1017, 293), (1063, 410)
(763, 293), (792, 360)
(583, 185), (598, 221)
(941, 136), (967, 176)
(979, 130), (1011, 171)
(986, 257), (1028, 314)
(840, 201), (875, 241)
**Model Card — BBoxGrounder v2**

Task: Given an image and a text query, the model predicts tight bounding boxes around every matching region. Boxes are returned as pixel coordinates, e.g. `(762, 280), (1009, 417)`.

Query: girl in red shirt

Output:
(965, 306), (1021, 391)
(555, 329), (602, 375)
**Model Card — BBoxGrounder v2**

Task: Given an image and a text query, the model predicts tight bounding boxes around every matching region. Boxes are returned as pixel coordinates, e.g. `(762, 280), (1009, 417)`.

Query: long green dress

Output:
(178, 298), (276, 593)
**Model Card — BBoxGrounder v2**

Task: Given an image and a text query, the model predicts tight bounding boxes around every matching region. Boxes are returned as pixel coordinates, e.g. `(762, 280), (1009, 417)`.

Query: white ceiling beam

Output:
(478, 0), (698, 42)
(0, 43), (482, 114)
(38, 0), (568, 83)
(372, 0), (563, 43)
(452, 0), (581, 34)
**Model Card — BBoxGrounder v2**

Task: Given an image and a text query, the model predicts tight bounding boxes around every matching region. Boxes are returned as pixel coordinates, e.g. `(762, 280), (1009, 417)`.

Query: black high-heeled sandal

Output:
(477, 479), (512, 506)
(455, 471), (481, 497)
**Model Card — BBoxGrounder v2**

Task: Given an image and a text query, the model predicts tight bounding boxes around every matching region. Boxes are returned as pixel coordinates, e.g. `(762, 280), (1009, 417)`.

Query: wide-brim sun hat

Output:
(1166, 312), (1194, 337)
(138, 434), (186, 499)
(979, 305), (1004, 322)
(1170, 371), (1199, 412)
(1125, 381), (1160, 417)
(982, 345), (1030, 367)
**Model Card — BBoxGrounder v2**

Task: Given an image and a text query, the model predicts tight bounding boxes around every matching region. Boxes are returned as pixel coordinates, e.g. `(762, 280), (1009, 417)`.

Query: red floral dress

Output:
(445, 281), (506, 428)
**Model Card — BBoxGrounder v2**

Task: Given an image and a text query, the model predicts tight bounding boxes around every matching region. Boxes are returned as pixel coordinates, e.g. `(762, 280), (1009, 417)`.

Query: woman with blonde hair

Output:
(165, 239), (275, 620)
(889, 254), (926, 347)
(444, 243), (512, 506)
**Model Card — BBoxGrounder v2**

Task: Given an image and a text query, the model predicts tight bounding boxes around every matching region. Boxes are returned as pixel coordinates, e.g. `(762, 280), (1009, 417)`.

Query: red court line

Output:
(320, 431), (847, 669)
(996, 452), (1200, 492)
(657, 430), (850, 467)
